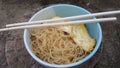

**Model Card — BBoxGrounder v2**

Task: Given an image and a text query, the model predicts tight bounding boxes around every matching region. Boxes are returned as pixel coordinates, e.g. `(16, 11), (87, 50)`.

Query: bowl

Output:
(24, 4), (102, 68)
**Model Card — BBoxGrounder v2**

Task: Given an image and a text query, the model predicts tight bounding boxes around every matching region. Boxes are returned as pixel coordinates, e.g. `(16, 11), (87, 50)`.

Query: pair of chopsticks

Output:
(0, 10), (120, 32)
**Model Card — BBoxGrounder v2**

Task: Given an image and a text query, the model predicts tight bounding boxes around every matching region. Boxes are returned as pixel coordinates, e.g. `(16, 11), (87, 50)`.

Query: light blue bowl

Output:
(24, 4), (102, 68)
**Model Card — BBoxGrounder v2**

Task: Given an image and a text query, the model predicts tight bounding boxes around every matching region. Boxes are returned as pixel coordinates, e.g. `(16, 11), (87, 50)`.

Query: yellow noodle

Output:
(30, 26), (88, 65)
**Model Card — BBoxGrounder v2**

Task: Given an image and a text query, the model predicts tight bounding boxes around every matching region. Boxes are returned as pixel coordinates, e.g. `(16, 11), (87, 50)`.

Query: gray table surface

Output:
(0, 0), (120, 68)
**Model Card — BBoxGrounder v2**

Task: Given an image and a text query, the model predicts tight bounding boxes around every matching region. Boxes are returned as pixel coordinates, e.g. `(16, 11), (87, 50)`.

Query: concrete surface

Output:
(0, 0), (120, 68)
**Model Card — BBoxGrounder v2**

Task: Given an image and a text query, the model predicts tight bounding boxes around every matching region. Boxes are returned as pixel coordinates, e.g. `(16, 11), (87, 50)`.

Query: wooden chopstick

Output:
(6, 10), (120, 27)
(0, 17), (117, 32)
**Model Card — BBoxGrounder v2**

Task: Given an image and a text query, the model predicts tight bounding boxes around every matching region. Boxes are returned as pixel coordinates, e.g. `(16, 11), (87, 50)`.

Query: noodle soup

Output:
(24, 4), (102, 68)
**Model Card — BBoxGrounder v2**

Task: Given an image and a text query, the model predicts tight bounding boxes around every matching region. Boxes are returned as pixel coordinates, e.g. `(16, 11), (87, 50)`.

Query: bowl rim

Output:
(24, 4), (102, 68)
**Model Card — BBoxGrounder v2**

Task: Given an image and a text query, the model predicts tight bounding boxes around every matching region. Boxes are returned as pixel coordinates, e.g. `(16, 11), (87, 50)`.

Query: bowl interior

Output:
(24, 4), (102, 68)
